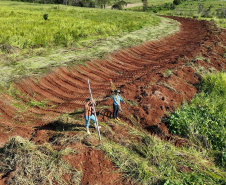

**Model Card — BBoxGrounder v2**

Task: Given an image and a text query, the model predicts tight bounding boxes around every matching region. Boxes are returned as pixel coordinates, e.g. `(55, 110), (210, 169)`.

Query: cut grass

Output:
(0, 105), (225, 184)
(0, 1), (179, 88)
(0, 136), (79, 185)
(99, 131), (226, 184)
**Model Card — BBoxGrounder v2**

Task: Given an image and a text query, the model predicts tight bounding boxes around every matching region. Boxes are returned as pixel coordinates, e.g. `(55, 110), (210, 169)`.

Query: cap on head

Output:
(86, 98), (91, 102)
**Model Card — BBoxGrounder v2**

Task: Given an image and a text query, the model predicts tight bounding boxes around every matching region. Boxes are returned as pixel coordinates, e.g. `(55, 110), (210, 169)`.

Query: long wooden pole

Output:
(87, 79), (101, 141)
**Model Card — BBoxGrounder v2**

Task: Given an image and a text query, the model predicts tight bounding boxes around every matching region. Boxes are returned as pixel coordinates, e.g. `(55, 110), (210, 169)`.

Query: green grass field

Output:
(163, 0), (226, 28)
(0, 1), (179, 88)
(0, 1), (159, 49)
(129, 0), (226, 28)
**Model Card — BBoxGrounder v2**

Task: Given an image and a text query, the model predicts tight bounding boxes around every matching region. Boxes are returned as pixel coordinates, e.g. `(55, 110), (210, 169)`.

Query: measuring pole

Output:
(87, 79), (101, 141)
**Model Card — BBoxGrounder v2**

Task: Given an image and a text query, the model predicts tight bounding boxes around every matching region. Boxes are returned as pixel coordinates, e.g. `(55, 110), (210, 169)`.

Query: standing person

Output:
(84, 98), (96, 134)
(112, 89), (124, 120)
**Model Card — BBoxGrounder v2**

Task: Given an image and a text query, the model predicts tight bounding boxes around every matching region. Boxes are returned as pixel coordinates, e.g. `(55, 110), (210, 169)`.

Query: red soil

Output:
(63, 147), (127, 185)
(0, 17), (225, 184)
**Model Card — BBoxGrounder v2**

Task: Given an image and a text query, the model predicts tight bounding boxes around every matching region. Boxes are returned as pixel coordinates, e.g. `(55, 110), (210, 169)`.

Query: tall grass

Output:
(0, 1), (159, 49)
(100, 133), (226, 184)
(166, 72), (226, 168)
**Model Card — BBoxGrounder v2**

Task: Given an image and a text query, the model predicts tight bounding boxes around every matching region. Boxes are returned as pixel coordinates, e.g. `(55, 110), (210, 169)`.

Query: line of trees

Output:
(11, 0), (109, 8)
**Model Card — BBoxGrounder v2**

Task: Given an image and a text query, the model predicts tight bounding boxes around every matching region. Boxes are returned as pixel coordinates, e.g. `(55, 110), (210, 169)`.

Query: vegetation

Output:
(165, 72), (226, 168)
(1, 117), (225, 184)
(111, 0), (127, 10)
(99, 122), (226, 184)
(0, 0), (225, 184)
(0, 1), (158, 49)
(0, 136), (79, 185)
(130, 0), (226, 28)
(0, 1), (179, 87)
(127, 0), (173, 6)
(163, 0), (226, 27)
(11, 0), (97, 8)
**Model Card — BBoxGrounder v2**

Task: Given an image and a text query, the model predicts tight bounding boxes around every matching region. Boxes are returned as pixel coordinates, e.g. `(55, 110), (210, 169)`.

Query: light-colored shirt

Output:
(113, 94), (123, 105)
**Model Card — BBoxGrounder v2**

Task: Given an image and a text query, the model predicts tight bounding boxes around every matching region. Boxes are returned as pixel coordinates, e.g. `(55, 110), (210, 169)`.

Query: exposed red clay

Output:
(0, 17), (225, 184)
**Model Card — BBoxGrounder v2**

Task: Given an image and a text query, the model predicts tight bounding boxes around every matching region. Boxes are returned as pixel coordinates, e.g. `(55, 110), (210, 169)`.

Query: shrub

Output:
(216, 8), (226, 18)
(43, 14), (48, 20)
(166, 72), (226, 168)
(173, 0), (181, 6)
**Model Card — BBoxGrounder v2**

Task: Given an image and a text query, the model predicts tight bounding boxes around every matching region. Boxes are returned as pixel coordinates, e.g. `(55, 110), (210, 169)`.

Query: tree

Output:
(173, 0), (181, 5)
(97, 0), (110, 9)
(111, 0), (127, 10)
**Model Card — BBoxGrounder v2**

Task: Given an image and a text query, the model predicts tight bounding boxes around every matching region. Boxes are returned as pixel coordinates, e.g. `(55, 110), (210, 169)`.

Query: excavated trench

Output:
(0, 16), (225, 184)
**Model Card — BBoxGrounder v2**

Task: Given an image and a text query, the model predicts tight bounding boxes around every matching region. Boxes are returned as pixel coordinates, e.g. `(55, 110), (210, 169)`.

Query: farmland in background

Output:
(0, 1), (159, 49)
(0, 1), (179, 88)
(129, 0), (226, 28)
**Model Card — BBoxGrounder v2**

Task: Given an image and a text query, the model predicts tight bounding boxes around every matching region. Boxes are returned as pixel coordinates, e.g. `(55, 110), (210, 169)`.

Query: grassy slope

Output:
(0, 1), (179, 88)
(1, 108), (225, 184)
(165, 72), (226, 168)
(1, 74), (225, 184)
(128, 0), (226, 28)
(162, 0), (226, 28)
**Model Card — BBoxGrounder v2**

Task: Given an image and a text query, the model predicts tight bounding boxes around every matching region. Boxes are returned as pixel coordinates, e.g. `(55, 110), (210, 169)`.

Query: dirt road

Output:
(106, 3), (143, 9)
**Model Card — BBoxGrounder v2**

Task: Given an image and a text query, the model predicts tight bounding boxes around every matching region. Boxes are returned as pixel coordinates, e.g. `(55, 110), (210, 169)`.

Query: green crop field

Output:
(0, 1), (159, 49)
(0, 1), (179, 87)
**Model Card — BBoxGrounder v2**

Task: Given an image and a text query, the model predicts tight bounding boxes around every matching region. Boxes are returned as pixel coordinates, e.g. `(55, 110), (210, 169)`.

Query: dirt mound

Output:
(0, 17), (225, 184)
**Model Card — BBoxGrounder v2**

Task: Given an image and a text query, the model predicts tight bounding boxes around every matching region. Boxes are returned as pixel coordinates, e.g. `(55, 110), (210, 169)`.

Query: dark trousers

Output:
(113, 104), (119, 119)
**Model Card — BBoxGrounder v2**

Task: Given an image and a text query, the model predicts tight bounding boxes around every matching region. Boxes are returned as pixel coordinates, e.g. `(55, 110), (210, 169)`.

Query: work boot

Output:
(87, 128), (91, 135)
(117, 117), (120, 121)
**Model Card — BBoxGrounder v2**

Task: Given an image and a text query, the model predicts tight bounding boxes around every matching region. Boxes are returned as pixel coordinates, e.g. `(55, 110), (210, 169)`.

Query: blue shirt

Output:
(113, 94), (123, 105)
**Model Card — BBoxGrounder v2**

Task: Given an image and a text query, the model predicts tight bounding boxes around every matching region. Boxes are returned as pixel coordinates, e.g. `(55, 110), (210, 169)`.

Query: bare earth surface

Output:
(106, 3), (143, 9)
(0, 16), (225, 184)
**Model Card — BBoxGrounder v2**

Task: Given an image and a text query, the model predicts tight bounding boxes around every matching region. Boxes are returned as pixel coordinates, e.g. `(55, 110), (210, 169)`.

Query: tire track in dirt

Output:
(0, 16), (225, 146)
